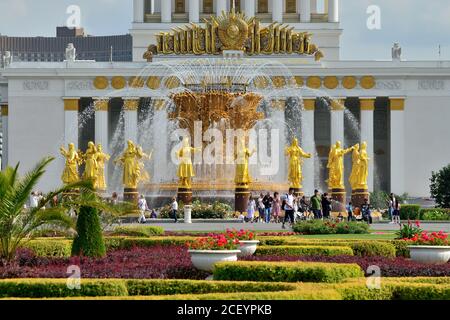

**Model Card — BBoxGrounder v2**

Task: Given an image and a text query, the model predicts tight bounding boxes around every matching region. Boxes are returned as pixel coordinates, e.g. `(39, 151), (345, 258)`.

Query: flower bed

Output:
(0, 246), (207, 280)
(293, 220), (370, 235)
(255, 245), (354, 257)
(243, 255), (450, 277)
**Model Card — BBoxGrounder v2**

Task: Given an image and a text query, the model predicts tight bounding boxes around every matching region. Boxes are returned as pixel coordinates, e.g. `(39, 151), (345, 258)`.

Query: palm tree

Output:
(0, 157), (125, 263)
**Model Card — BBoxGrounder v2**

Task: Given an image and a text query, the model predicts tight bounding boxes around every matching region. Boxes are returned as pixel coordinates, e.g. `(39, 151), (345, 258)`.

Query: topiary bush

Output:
(430, 164), (450, 208)
(349, 241), (396, 258)
(255, 245), (354, 257)
(71, 206), (106, 258)
(399, 204), (421, 220)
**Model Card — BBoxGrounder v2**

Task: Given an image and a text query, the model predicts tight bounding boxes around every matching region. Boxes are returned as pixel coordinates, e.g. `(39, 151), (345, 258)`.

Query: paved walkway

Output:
(123, 221), (450, 232)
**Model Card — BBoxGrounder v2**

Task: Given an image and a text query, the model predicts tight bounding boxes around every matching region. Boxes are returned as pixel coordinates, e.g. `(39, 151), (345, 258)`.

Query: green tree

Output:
(430, 164), (450, 208)
(0, 157), (91, 263)
(71, 205), (106, 258)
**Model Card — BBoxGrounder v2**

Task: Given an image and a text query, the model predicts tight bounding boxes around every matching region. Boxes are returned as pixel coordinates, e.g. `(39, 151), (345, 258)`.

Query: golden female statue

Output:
(82, 142), (98, 185)
(115, 140), (152, 189)
(285, 138), (311, 189)
(235, 136), (256, 187)
(356, 142), (370, 189)
(176, 137), (201, 189)
(327, 141), (354, 189)
(349, 143), (361, 190)
(60, 143), (82, 185)
(95, 144), (110, 190)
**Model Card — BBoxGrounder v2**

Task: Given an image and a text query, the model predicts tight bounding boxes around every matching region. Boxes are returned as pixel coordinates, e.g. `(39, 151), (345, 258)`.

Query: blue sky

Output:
(0, 0), (449, 60)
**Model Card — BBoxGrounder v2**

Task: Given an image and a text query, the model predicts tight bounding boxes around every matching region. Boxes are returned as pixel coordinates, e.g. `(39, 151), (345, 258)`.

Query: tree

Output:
(71, 205), (106, 258)
(0, 157), (91, 263)
(430, 164), (450, 208)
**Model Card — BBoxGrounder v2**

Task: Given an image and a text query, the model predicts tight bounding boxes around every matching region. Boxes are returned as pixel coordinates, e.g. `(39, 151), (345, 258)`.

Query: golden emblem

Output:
(216, 9), (249, 51)
(93, 76), (108, 90)
(360, 76), (375, 89)
(342, 76), (357, 89)
(111, 76), (126, 89)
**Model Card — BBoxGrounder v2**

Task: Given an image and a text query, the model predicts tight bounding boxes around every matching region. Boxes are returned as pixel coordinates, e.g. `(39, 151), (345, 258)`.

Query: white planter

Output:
(188, 250), (241, 272)
(238, 240), (260, 257)
(408, 246), (450, 264)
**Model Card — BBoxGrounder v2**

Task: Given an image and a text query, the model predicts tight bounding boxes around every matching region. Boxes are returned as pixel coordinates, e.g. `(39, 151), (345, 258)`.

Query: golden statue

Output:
(357, 142), (370, 189)
(115, 140), (152, 189)
(60, 143), (82, 185)
(349, 143), (360, 190)
(285, 138), (312, 189)
(176, 137), (201, 189)
(81, 142), (98, 186)
(235, 136), (256, 187)
(95, 144), (110, 191)
(327, 141), (354, 189)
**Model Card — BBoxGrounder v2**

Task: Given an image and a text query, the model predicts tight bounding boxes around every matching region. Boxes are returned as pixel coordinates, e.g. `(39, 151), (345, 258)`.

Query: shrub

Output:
(71, 206), (106, 258)
(399, 204), (421, 220)
(369, 191), (390, 210)
(389, 240), (410, 258)
(255, 245), (353, 257)
(420, 208), (450, 221)
(111, 226), (164, 237)
(430, 164), (450, 208)
(21, 240), (72, 258)
(159, 200), (233, 219)
(293, 220), (369, 235)
(213, 261), (363, 283)
(116, 237), (195, 250)
(349, 241), (396, 258)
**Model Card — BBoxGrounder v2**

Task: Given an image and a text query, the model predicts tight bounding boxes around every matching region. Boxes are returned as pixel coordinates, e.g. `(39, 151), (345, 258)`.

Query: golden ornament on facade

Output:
(253, 76), (268, 89)
(164, 76), (181, 89)
(93, 76), (108, 90)
(360, 76), (376, 89)
(272, 76), (286, 88)
(342, 76), (357, 89)
(111, 76), (126, 90)
(271, 100), (286, 110)
(123, 99), (140, 111)
(294, 76), (304, 87)
(147, 76), (161, 90)
(324, 76), (339, 89)
(129, 76), (145, 88)
(217, 9), (249, 51)
(94, 99), (109, 111)
(307, 76), (322, 89)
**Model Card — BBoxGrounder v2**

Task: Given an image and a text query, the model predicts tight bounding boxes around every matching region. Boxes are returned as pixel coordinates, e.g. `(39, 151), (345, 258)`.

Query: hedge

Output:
(21, 240), (72, 258)
(213, 261), (364, 283)
(349, 242), (396, 258)
(255, 245), (354, 257)
(71, 206), (106, 258)
(293, 220), (370, 235)
(399, 204), (421, 220)
(111, 226), (164, 237)
(419, 208), (450, 221)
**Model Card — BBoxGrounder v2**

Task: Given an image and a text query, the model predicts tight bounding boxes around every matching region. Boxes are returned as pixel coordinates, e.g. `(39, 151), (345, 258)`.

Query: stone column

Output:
(1, 105), (8, 170)
(94, 99), (109, 152)
(189, 0), (200, 22)
(390, 98), (406, 195)
(359, 98), (375, 192)
(302, 98), (315, 195)
(133, 0), (145, 22)
(123, 98), (139, 144)
(63, 98), (80, 149)
(328, 0), (339, 22)
(244, 0), (255, 17)
(216, 0), (227, 15)
(330, 98), (345, 145)
(272, 0), (283, 22)
(300, 0), (311, 22)
(161, 0), (172, 22)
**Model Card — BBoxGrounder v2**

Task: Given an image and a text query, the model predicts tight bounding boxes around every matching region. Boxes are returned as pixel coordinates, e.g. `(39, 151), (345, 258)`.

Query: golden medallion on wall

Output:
(253, 76), (268, 89)
(129, 76), (145, 88)
(342, 76), (357, 89)
(360, 76), (376, 89)
(165, 76), (181, 89)
(93, 76), (108, 90)
(111, 76), (126, 90)
(324, 76), (339, 89)
(272, 76), (286, 88)
(217, 11), (249, 50)
(147, 76), (161, 90)
(307, 76), (322, 89)
(294, 76), (304, 87)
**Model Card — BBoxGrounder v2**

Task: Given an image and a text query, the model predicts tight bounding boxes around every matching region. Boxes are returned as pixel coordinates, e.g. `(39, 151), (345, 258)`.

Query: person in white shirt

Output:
(138, 195), (149, 224)
(282, 189), (296, 229)
(171, 197), (178, 223)
(30, 192), (39, 208)
(246, 195), (256, 223)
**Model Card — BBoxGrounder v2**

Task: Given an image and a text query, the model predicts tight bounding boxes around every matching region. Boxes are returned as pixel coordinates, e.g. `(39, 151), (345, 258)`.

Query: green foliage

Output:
(349, 241), (396, 258)
(103, 236), (195, 250)
(111, 226), (164, 237)
(389, 240), (410, 258)
(419, 208), (450, 221)
(158, 200), (233, 219)
(293, 220), (370, 235)
(22, 239), (72, 258)
(71, 206), (106, 258)
(395, 220), (423, 239)
(369, 191), (390, 210)
(399, 204), (421, 220)
(213, 261), (364, 283)
(255, 245), (354, 256)
(430, 164), (450, 208)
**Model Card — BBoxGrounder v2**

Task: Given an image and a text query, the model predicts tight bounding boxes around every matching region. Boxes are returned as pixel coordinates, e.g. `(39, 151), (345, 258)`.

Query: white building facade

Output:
(0, 0), (450, 198)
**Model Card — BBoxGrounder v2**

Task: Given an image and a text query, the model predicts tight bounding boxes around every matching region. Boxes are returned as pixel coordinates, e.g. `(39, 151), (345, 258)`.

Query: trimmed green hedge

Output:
(419, 208), (450, 221)
(21, 239), (72, 258)
(213, 261), (364, 283)
(399, 204), (421, 220)
(72, 206), (106, 258)
(293, 220), (370, 235)
(255, 245), (354, 257)
(349, 241), (396, 258)
(111, 226), (164, 237)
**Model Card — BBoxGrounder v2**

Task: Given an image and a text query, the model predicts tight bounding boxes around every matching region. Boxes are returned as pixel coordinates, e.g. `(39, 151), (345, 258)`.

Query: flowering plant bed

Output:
(403, 231), (449, 246)
(187, 234), (239, 250)
(224, 229), (256, 241)
(396, 220), (423, 240)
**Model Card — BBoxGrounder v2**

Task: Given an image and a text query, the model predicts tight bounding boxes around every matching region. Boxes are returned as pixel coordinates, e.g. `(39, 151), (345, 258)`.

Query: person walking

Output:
(310, 190), (322, 219)
(138, 195), (149, 224)
(263, 192), (274, 223)
(321, 193), (332, 219)
(388, 193), (396, 224)
(361, 198), (373, 224)
(282, 189), (295, 229)
(171, 197), (179, 223)
(346, 202), (354, 222)
(30, 192), (39, 209)
(272, 192), (282, 223)
(257, 193), (265, 223)
(392, 196), (401, 224)
(247, 194), (256, 223)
